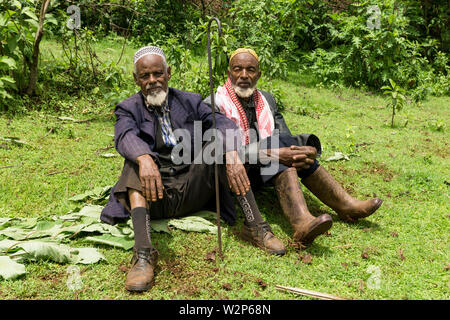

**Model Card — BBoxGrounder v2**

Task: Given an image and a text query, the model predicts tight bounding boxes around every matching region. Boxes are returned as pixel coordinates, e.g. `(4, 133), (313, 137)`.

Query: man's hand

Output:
(264, 146), (317, 169)
(289, 145), (317, 169)
(225, 150), (250, 196)
(136, 154), (164, 202)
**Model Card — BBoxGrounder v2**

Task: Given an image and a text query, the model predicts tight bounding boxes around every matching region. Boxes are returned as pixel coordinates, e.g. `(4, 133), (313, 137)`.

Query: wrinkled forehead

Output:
(229, 52), (259, 68)
(135, 54), (166, 73)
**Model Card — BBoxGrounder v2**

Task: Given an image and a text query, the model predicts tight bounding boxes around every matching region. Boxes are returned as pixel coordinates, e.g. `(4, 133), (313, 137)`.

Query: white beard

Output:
(146, 89), (168, 107)
(232, 84), (256, 99)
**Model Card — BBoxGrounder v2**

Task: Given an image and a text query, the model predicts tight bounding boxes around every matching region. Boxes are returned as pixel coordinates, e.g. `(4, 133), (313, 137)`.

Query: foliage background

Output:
(0, 0), (448, 111)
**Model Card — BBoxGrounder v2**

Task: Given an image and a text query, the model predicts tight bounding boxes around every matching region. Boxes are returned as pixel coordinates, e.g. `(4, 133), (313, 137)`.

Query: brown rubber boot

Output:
(302, 166), (383, 223)
(125, 247), (159, 292)
(273, 167), (332, 247)
(241, 221), (287, 255)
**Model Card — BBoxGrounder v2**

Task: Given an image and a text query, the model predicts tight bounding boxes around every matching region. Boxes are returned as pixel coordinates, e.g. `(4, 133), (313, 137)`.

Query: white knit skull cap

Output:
(134, 46), (166, 65)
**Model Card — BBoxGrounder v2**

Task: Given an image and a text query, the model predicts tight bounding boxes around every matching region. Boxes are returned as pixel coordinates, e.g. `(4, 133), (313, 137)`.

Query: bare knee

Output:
(128, 188), (148, 210)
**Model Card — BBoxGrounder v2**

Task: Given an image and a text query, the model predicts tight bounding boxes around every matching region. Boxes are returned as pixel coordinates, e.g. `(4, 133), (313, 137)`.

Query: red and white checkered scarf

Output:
(215, 77), (274, 145)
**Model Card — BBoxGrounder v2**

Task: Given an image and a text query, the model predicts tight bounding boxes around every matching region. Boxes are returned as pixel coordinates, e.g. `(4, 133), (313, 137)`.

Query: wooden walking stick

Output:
(275, 285), (348, 300)
(207, 17), (223, 260)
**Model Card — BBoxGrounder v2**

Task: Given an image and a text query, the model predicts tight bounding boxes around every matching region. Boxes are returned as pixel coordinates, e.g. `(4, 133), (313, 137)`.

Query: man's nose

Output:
(148, 74), (158, 83)
(240, 69), (248, 79)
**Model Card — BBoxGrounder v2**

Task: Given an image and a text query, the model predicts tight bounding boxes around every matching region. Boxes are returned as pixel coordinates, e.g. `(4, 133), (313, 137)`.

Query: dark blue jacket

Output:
(100, 88), (239, 225)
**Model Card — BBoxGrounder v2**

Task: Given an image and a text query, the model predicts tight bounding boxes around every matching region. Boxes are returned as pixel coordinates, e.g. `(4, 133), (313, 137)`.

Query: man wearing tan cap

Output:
(204, 48), (383, 249)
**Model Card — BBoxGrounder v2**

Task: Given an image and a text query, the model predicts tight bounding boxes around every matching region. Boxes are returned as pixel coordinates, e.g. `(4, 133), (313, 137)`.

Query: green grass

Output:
(0, 37), (449, 300)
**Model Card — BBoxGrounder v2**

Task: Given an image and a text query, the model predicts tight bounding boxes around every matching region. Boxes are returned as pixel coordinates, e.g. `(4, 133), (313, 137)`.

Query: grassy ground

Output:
(0, 38), (449, 300)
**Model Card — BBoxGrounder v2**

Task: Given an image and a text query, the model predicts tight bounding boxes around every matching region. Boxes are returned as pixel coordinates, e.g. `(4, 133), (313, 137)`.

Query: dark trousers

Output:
(113, 160), (235, 222)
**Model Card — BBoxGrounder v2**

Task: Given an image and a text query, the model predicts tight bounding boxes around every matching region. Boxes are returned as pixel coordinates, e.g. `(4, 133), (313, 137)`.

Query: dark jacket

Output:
(204, 89), (322, 163)
(115, 88), (239, 165)
(100, 88), (239, 225)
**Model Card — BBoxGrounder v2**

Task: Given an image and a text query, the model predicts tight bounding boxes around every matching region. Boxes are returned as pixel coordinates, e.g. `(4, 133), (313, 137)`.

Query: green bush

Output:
(0, 0), (61, 111)
(131, 0), (204, 46)
(0, 1), (43, 109)
(1, 0), (448, 113)
(302, 1), (448, 99)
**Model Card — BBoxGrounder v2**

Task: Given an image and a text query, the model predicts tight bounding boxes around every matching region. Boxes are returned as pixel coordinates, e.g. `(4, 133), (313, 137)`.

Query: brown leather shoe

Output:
(241, 221), (286, 255)
(125, 247), (158, 292)
(293, 214), (333, 246)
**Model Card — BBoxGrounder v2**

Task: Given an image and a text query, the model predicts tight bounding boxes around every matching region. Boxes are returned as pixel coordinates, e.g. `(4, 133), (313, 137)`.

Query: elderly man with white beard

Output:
(100, 46), (287, 293)
(204, 48), (383, 249)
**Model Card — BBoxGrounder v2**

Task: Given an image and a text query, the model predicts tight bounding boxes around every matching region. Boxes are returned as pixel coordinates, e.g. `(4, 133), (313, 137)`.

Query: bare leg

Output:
(128, 188), (148, 210)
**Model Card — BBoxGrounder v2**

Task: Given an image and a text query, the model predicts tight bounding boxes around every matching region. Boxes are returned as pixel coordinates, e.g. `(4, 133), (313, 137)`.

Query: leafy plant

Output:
(302, 0), (449, 100)
(0, 56), (17, 103)
(225, 0), (295, 79)
(381, 78), (407, 128)
(345, 124), (357, 153)
(0, 0), (38, 107)
(426, 119), (446, 132)
(0, 0), (59, 109)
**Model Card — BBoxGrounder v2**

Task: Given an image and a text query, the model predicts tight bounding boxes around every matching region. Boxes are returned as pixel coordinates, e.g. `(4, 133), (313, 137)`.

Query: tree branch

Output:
(25, 0), (51, 96)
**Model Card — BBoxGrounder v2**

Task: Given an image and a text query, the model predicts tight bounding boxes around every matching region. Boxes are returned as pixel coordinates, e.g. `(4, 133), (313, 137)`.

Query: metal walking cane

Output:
(207, 17), (223, 260)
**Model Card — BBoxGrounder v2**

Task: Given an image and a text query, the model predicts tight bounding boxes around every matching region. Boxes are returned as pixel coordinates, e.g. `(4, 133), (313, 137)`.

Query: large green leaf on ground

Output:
(14, 217), (38, 229)
(2, 240), (105, 265)
(192, 210), (217, 221)
(10, 241), (73, 264)
(325, 152), (350, 161)
(0, 239), (20, 252)
(68, 186), (112, 202)
(0, 218), (14, 230)
(35, 220), (58, 231)
(168, 216), (217, 234)
(148, 211), (217, 234)
(0, 256), (26, 280)
(84, 234), (134, 250)
(115, 224), (133, 237)
(75, 205), (104, 218)
(0, 207), (219, 256)
(150, 219), (171, 234)
(97, 223), (126, 238)
(0, 228), (31, 240)
(51, 223), (90, 239)
(70, 248), (106, 264)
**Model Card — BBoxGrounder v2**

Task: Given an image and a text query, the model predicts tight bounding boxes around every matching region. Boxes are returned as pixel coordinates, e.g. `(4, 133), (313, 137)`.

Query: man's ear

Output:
(133, 72), (139, 85)
(226, 68), (231, 79)
(167, 66), (172, 81)
(256, 70), (262, 82)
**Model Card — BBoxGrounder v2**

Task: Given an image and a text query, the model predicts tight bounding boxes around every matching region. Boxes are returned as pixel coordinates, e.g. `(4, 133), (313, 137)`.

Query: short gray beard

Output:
(232, 84), (256, 99)
(146, 88), (168, 107)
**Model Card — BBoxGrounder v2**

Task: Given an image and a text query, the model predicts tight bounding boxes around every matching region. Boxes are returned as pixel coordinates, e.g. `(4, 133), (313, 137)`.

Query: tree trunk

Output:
(201, 0), (206, 18)
(391, 103), (396, 128)
(25, 0), (51, 96)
